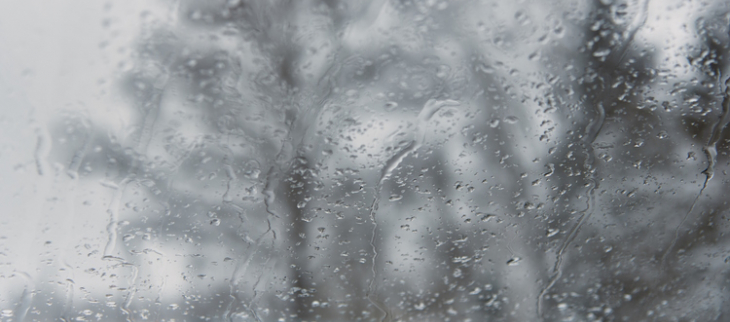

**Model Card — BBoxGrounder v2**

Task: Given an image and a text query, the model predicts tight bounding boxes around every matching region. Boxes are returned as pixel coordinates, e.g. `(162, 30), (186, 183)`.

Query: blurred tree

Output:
(20, 0), (730, 321)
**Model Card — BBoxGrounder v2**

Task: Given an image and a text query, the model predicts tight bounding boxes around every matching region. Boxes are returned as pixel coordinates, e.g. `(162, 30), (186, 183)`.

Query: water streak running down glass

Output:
(1, 0), (730, 321)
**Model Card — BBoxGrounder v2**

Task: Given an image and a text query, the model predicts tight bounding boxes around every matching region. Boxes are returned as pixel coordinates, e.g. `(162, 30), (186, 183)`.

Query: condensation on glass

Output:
(1, 0), (730, 321)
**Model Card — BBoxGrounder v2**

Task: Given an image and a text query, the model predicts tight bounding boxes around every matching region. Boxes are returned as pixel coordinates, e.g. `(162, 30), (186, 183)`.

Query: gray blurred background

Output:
(1, 0), (730, 321)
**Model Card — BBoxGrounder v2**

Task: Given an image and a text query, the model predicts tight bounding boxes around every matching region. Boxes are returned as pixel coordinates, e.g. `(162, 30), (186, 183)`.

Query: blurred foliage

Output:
(5, 0), (730, 321)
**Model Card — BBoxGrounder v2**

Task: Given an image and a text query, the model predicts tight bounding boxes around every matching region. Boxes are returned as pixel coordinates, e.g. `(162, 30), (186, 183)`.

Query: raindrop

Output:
(453, 268), (463, 277)
(547, 229), (560, 238)
(478, 63), (495, 74)
(452, 256), (472, 263)
(506, 257), (521, 266)
(593, 48), (611, 57)
(504, 116), (519, 124)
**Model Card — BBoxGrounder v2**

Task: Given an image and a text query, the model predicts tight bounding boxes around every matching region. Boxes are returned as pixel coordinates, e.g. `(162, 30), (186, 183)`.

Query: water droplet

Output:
(453, 268), (463, 277)
(547, 229), (560, 238)
(593, 48), (611, 57)
(384, 101), (399, 112)
(478, 63), (495, 74)
(504, 116), (519, 124)
(452, 256), (472, 263)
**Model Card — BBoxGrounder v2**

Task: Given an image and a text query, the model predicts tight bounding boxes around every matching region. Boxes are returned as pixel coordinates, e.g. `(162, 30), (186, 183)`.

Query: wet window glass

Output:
(1, 0), (730, 321)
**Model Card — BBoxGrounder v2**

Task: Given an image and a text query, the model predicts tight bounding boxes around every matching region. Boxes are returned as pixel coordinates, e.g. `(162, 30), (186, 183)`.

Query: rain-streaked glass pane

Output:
(1, 0), (730, 321)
